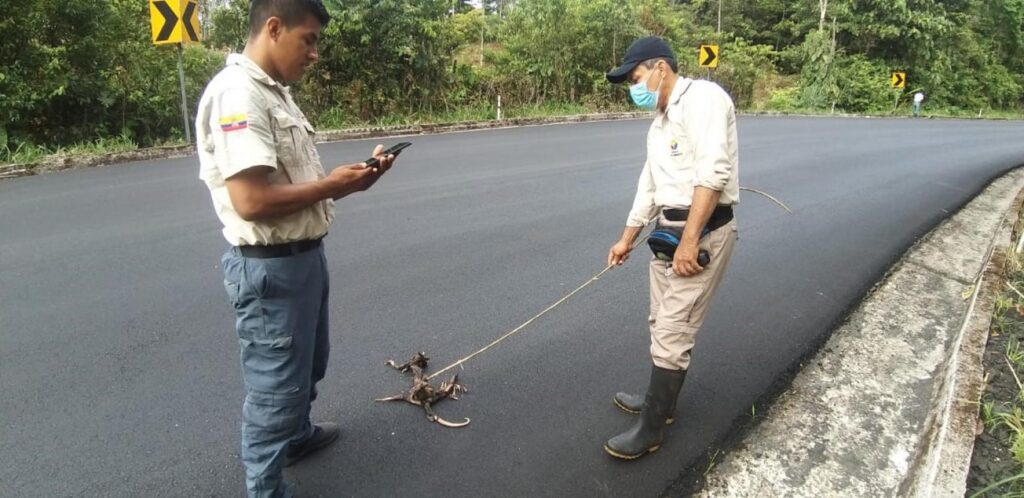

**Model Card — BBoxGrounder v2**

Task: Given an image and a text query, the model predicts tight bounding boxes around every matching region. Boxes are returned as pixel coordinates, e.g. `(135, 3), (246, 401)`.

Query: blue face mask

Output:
(630, 70), (664, 110)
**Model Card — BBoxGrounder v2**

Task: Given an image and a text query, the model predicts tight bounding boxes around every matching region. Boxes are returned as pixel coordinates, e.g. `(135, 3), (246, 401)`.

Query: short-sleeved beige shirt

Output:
(197, 53), (334, 246)
(626, 78), (741, 227)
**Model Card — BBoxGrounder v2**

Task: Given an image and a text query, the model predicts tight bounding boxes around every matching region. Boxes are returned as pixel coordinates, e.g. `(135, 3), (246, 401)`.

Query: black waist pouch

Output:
(647, 206), (733, 265)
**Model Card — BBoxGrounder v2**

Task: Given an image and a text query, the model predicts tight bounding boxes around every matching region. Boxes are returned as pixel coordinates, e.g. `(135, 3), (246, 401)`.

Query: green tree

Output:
(3, 0), (1023, 156)
(206, 0), (250, 52)
(312, 0), (459, 121)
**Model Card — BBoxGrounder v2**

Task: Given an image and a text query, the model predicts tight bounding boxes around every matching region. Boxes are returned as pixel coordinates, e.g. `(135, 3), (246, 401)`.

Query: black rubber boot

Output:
(604, 366), (686, 460)
(612, 367), (684, 424)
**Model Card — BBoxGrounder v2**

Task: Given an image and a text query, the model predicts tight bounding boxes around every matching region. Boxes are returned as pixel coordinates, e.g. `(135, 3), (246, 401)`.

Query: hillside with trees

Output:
(2, 0), (1021, 156)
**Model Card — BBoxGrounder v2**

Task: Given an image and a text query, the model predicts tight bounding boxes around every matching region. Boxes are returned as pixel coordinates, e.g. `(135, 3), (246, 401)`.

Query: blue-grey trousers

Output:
(222, 245), (330, 498)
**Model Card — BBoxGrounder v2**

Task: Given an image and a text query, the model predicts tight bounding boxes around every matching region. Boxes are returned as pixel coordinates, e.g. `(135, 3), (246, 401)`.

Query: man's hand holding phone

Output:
(326, 143), (407, 199)
(364, 142), (410, 173)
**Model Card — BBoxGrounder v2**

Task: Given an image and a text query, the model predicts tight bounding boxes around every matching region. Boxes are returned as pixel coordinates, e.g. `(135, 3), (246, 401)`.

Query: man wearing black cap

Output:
(603, 36), (740, 460)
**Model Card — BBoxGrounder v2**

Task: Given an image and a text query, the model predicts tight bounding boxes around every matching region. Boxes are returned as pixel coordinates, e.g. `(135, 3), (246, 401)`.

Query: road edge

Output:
(686, 167), (1024, 497)
(900, 180), (1024, 496)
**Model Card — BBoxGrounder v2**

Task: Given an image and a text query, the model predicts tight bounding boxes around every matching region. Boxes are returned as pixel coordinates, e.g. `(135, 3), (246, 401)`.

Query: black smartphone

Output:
(698, 249), (710, 267)
(365, 142), (412, 168)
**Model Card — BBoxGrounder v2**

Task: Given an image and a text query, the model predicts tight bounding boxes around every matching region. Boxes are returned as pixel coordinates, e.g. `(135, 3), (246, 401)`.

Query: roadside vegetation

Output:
(969, 206), (1024, 497)
(3, 0), (1023, 165)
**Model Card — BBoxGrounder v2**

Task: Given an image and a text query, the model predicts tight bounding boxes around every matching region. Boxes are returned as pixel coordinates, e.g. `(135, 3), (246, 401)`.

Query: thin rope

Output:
(425, 187), (793, 381)
(427, 235), (648, 380)
(740, 187), (793, 213)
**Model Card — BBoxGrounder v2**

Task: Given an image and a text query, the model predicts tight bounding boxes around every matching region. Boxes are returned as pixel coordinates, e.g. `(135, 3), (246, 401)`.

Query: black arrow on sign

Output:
(702, 46), (717, 66)
(154, 1), (178, 42)
(893, 73), (905, 87)
(182, 1), (198, 42)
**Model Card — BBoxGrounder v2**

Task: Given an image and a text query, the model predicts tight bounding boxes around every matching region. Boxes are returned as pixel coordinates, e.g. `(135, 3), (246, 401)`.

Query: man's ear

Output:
(266, 16), (282, 42)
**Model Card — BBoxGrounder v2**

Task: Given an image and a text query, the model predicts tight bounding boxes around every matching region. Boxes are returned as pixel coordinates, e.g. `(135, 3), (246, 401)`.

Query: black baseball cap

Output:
(606, 36), (677, 84)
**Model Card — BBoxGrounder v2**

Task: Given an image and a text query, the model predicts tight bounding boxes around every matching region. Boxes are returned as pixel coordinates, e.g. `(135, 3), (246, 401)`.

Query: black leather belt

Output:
(662, 205), (734, 232)
(238, 238), (322, 259)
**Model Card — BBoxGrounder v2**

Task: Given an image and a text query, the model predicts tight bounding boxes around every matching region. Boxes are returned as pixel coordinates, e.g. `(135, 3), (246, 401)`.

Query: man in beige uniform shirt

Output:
(603, 36), (740, 460)
(196, 1), (396, 496)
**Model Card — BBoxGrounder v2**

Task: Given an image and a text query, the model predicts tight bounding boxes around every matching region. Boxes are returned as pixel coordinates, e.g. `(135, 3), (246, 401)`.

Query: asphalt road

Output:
(2, 117), (1023, 497)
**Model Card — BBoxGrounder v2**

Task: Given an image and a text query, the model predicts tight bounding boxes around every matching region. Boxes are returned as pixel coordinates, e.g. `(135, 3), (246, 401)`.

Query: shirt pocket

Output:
(666, 117), (692, 160)
(271, 108), (317, 183)
(300, 118), (325, 180)
(666, 120), (698, 184)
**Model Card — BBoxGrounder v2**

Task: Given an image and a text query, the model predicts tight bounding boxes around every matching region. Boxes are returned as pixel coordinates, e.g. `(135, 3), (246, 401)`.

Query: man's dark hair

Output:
(249, 0), (331, 37)
(642, 57), (679, 73)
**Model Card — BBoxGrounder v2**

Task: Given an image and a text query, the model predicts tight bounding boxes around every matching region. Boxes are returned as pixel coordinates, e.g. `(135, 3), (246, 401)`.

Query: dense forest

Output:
(2, 0), (1022, 153)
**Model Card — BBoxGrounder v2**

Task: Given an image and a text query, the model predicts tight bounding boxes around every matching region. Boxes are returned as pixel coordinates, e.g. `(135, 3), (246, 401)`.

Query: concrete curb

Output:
(0, 112), (649, 180)
(0, 144), (197, 179)
(902, 184), (1024, 497)
(695, 168), (1024, 497)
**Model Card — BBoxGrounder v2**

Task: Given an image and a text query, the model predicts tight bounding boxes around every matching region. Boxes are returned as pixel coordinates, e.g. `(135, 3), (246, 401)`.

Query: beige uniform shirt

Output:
(626, 78), (740, 227)
(197, 53), (334, 246)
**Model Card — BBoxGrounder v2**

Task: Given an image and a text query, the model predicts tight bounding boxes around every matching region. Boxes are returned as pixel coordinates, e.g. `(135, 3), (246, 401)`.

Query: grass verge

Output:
(968, 204), (1024, 497)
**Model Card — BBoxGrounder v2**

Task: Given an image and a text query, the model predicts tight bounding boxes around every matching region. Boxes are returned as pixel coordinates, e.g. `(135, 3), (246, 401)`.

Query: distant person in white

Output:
(913, 92), (925, 117)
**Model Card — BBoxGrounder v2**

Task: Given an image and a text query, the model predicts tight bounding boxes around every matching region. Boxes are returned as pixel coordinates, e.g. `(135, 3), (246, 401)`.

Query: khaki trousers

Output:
(648, 216), (737, 370)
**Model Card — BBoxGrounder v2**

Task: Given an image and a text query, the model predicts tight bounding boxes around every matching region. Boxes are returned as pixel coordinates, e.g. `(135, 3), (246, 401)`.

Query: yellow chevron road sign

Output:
(150, 0), (201, 45)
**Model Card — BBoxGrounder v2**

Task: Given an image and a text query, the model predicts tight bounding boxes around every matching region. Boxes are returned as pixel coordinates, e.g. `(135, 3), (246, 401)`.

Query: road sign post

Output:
(891, 71), (907, 113)
(177, 44), (191, 144)
(150, 0), (201, 143)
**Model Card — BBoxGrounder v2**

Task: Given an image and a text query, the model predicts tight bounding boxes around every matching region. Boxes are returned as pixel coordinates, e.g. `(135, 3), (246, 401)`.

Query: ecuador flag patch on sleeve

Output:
(219, 114), (248, 132)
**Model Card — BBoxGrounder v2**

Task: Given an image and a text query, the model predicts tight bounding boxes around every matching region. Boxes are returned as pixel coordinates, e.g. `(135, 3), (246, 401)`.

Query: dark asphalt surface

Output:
(2, 117), (1023, 497)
